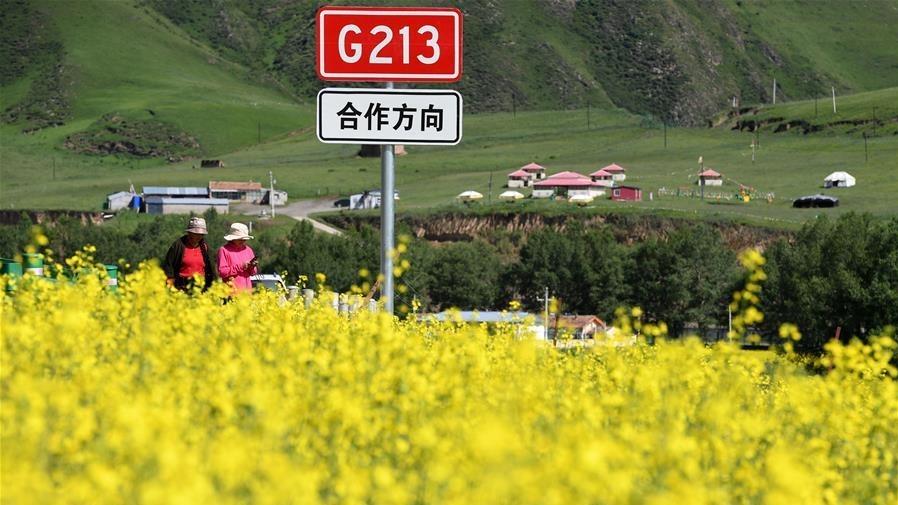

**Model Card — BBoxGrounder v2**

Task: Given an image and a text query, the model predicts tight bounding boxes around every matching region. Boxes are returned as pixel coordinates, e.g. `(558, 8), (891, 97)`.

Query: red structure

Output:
(610, 186), (642, 201)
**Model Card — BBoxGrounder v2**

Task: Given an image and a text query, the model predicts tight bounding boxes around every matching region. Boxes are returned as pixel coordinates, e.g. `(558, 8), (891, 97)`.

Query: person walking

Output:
(163, 217), (217, 292)
(217, 222), (257, 293)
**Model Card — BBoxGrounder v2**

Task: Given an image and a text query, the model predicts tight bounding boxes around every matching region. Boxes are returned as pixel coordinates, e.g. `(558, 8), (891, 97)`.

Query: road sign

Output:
(317, 88), (462, 145)
(317, 7), (462, 82)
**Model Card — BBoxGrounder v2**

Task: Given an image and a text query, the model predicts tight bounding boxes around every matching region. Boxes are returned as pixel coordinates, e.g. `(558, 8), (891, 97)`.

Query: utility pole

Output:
(832, 87), (837, 114)
(269, 171), (276, 218)
(699, 156), (704, 201)
(488, 172), (493, 204)
(537, 287), (549, 341)
(772, 78), (776, 105)
(751, 141), (756, 164)
(863, 132), (868, 163)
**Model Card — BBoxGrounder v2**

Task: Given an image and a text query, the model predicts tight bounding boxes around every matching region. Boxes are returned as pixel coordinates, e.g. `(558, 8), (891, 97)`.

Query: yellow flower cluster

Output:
(729, 248), (767, 343)
(2, 263), (897, 504)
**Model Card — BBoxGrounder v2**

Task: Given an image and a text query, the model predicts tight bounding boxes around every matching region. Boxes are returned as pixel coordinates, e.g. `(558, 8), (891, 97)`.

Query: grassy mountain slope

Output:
(1, 0), (309, 151)
(138, 0), (898, 124)
(1, 0), (311, 205)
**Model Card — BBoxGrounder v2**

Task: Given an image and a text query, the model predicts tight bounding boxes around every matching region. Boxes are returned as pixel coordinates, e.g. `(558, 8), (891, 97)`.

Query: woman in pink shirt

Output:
(217, 223), (258, 292)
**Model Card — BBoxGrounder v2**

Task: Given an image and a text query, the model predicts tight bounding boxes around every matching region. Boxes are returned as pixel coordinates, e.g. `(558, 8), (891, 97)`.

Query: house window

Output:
(614, 189), (620, 196)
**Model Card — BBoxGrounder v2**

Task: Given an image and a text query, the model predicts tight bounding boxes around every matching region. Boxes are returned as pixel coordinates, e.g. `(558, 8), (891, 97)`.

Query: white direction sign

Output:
(317, 88), (462, 145)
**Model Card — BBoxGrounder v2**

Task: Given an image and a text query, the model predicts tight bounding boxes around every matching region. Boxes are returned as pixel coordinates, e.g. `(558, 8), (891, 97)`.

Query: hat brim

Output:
(224, 234), (253, 241)
(187, 228), (208, 235)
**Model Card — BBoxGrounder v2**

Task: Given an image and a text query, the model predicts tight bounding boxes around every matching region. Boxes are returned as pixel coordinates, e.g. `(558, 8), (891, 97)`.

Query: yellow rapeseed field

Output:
(2, 250), (897, 504)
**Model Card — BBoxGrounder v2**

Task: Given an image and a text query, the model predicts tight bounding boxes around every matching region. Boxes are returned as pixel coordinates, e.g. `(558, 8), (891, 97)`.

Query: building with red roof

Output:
(209, 181), (265, 202)
(600, 163), (627, 182)
(589, 169), (614, 187)
(520, 162), (547, 180)
(610, 186), (642, 201)
(547, 315), (607, 340)
(698, 169), (723, 186)
(533, 171), (605, 199)
(506, 169), (533, 188)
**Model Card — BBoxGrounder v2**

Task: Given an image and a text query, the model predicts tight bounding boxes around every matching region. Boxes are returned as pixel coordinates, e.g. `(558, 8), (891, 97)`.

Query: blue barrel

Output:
(130, 194), (142, 210)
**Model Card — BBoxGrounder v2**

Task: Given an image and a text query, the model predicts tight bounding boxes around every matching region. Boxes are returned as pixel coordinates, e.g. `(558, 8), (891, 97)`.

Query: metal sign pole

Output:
(381, 82), (395, 314)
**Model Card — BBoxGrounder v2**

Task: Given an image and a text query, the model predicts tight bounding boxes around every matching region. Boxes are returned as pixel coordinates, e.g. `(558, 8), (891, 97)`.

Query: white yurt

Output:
(498, 190), (525, 201)
(457, 190), (484, 202)
(823, 171), (856, 188)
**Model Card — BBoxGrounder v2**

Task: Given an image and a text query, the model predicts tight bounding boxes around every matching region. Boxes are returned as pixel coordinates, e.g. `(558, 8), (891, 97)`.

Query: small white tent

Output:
(498, 190), (525, 201)
(456, 190), (483, 202)
(824, 171), (856, 188)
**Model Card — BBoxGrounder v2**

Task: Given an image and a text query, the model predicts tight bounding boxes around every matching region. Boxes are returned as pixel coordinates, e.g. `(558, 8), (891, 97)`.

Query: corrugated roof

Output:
(145, 197), (229, 205)
(142, 186), (209, 196)
(507, 169), (531, 177)
(420, 311), (539, 323)
(699, 169), (721, 177)
(602, 163), (626, 172)
(549, 315), (606, 328)
(521, 162), (545, 171)
(590, 169), (613, 177)
(209, 181), (263, 191)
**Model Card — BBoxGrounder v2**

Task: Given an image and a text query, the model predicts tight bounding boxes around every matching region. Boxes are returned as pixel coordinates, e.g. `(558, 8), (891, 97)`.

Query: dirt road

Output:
(232, 199), (343, 235)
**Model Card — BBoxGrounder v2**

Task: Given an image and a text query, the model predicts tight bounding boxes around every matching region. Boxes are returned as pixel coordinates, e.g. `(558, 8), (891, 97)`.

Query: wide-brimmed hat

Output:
(224, 222), (254, 241)
(186, 217), (208, 235)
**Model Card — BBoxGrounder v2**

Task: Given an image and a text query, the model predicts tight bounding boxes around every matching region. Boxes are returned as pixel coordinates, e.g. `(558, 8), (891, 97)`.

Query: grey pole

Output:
(381, 82), (395, 314)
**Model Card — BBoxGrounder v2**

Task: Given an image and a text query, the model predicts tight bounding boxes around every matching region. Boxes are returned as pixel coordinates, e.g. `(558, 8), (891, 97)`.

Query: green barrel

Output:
(105, 265), (118, 292)
(1, 258), (23, 292)
(23, 253), (44, 276)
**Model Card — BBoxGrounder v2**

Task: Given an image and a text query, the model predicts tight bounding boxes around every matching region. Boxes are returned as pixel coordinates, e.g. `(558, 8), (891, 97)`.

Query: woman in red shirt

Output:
(162, 217), (216, 292)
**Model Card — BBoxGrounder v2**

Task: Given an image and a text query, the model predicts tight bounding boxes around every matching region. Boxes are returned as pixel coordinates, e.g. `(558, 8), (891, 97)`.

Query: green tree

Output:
(627, 225), (737, 336)
(427, 241), (501, 310)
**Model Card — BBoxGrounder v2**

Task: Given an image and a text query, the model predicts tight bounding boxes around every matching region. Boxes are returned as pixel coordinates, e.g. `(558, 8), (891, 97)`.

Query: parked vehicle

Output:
(250, 274), (286, 292)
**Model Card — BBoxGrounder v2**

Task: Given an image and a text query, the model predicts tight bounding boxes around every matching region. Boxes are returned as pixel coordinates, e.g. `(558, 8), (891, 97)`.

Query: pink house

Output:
(698, 169), (723, 186)
(507, 169), (533, 188)
(600, 163), (627, 182)
(520, 162), (547, 180)
(533, 171), (605, 199)
(589, 169), (614, 187)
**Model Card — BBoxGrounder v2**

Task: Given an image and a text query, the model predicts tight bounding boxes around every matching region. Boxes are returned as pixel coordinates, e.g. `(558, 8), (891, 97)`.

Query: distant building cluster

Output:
(500, 162), (641, 204)
(104, 179), (288, 215)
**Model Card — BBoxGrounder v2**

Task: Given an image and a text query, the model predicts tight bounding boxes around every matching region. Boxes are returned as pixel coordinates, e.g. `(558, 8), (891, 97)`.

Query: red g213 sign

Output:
(317, 6), (462, 82)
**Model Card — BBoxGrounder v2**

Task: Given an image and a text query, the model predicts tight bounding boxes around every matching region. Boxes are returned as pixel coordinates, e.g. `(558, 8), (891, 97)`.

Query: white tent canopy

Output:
(499, 190), (525, 201)
(824, 171), (856, 188)
(457, 190), (484, 201)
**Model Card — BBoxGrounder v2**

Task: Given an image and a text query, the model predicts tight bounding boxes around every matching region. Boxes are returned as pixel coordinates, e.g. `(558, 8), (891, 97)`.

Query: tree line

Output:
(2, 212), (895, 354)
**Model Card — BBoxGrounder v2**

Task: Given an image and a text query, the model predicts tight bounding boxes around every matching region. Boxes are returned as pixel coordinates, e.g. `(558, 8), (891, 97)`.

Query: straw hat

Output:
(185, 217), (208, 235)
(223, 222), (254, 241)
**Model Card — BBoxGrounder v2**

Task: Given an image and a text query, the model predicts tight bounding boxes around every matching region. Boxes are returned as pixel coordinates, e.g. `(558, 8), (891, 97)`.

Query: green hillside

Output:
(138, 0), (898, 124)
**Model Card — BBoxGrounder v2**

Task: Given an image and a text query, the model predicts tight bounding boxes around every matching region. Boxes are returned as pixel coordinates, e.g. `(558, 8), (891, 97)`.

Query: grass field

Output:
(5, 99), (896, 226)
